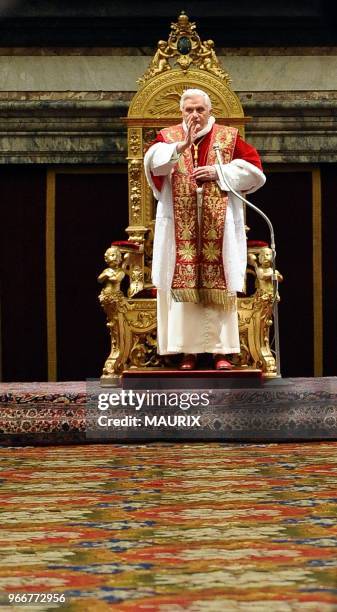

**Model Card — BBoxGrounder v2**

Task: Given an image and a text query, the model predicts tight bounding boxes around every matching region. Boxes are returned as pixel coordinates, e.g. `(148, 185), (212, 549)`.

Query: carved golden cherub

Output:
(98, 246), (125, 294)
(249, 247), (283, 295)
(137, 40), (173, 84)
(146, 40), (172, 78)
(198, 40), (226, 77)
(154, 40), (172, 72)
(199, 40), (216, 67)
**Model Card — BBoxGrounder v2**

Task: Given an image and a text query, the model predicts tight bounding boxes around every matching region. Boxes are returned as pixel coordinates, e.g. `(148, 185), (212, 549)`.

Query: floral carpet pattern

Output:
(1, 379), (337, 444)
(0, 443), (337, 611)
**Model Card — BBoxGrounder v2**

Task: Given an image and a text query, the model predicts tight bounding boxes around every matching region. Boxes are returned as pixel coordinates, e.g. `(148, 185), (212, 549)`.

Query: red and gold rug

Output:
(1, 379), (337, 444)
(0, 443), (337, 610)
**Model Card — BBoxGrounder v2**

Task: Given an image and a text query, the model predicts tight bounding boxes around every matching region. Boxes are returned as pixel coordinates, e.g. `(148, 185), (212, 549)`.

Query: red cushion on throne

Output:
(136, 288), (157, 298)
(247, 240), (269, 248)
(111, 241), (141, 251)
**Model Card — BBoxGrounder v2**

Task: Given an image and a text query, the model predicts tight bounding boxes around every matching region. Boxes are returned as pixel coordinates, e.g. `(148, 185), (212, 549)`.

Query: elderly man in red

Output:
(144, 88), (265, 370)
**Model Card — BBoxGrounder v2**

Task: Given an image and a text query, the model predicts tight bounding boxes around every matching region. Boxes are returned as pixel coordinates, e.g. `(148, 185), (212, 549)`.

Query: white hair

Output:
(179, 88), (212, 111)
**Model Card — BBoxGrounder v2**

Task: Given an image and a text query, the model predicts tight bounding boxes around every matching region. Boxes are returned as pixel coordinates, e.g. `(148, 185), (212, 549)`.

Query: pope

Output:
(144, 88), (266, 370)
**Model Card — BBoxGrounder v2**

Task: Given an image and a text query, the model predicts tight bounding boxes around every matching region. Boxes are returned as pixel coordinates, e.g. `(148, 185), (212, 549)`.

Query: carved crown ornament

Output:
(126, 12), (247, 124)
(137, 11), (231, 86)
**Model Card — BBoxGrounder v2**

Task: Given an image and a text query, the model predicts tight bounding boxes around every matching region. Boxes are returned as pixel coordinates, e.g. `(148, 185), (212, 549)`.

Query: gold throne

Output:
(98, 12), (281, 385)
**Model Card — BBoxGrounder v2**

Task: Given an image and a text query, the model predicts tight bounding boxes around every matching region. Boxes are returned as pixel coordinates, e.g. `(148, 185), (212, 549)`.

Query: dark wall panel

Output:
(321, 163), (337, 376)
(55, 171), (128, 380)
(247, 170), (314, 377)
(0, 2), (336, 46)
(0, 165), (331, 381)
(0, 166), (47, 381)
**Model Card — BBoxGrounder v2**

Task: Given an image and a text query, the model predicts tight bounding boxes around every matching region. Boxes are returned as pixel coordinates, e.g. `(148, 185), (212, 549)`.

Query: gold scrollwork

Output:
(130, 69), (243, 120)
(132, 311), (156, 330)
(130, 185), (141, 223)
(130, 331), (162, 368)
(146, 84), (222, 119)
(129, 161), (141, 217)
(129, 129), (142, 156)
(129, 158), (142, 180)
(128, 265), (144, 298)
(127, 229), (146, 244)
(128, 159), (143, 224)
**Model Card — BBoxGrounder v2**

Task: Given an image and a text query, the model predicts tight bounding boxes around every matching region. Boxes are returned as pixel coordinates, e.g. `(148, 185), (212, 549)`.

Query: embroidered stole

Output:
(160, 123), (238, 308)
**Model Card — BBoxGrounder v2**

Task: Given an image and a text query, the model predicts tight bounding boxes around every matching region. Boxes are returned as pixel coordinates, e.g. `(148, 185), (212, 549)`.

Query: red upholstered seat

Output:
(135, 288), (157, 298)
(111, 240), (141, 250)
(247, 240), (269, 248)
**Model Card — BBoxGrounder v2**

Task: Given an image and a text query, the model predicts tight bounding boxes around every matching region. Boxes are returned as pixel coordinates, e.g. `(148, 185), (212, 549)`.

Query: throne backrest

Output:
(123, 12), (248, 294)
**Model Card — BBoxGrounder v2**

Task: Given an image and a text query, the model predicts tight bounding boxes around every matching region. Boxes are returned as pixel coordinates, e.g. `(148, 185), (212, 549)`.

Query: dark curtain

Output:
(0, 166), (47, 381)
(248, 170), (314, 377)
(55, 171), (128, 380)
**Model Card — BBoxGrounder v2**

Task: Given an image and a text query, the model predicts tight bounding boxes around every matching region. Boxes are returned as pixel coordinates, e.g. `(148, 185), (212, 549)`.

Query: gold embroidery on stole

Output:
(161, 123), (238, 309)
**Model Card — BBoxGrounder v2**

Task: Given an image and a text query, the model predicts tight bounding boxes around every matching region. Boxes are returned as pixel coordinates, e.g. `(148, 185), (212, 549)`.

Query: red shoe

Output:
(214, 354), (232, 370)
(179, 354), (197, 370)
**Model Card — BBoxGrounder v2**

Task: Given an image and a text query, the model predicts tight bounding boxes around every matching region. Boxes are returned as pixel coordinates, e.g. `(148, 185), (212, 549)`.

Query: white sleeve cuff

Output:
(215, 159), (266, 194)
(145, 142), (179, 177)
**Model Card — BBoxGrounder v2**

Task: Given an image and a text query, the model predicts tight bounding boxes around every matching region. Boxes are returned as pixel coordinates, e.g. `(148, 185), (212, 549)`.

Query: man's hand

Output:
(176, 114), (200, 154)
(192, 165), (217, 182)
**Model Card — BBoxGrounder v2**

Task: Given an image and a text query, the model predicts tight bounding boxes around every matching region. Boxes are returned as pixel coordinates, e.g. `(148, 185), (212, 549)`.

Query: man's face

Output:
(181, 95), (211, 131)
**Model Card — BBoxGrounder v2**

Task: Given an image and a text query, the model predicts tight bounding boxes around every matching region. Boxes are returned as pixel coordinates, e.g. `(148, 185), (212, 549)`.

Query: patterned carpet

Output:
(1, 378), (337, 444)
(1, 443), (337, 610)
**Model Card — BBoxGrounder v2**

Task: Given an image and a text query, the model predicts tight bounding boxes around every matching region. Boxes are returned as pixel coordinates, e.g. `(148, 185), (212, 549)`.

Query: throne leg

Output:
(100, 292), (134, 386)
(249, 295), (277, 377)
(237, 295), (277, 377)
